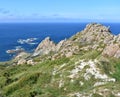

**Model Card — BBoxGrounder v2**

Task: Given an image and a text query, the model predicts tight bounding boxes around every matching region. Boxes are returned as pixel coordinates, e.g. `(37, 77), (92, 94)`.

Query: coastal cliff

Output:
(0, 23), (120, 97)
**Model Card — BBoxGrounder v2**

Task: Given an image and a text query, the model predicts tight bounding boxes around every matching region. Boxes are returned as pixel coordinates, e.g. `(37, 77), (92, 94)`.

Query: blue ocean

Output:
(0, 23), (120, 61)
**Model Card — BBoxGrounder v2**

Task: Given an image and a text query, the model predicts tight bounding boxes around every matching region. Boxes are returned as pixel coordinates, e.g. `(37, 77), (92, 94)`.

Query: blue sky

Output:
(0, 0), (120, 22)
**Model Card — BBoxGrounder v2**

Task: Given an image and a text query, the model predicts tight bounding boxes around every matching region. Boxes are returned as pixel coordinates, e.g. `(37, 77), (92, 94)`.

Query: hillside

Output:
(0, 23), (120, 97)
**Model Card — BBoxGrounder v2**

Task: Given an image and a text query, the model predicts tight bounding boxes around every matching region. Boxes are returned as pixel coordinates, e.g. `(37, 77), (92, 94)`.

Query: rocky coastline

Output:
(11, 23), (120, 65)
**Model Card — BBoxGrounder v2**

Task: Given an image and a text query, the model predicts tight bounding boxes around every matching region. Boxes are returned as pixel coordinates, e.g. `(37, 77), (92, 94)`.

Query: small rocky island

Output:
(0, 23), (120, 97)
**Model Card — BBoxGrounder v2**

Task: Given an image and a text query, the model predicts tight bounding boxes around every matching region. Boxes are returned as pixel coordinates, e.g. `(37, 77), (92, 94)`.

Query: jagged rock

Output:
(102, 44), (120, 57)
(84, 23), (110, 33)
(58, 40), (79, 56)
(72, 23), (113, 45)
(56, 39), (66, 51)
(33, 37), (56, 56)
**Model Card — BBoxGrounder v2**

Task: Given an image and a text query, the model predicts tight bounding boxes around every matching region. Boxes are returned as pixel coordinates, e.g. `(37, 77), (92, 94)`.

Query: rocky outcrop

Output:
(14, 52), (29, 61)
(17, 59), (36, 65)
(33, 37), (56, 56)
(102, 44), (120, 58)
(13, 52), (36, 65)
(33, 37), (79, 59)
(70, 23), (120, 58)
(71, 23), (114, 44)
(56, 39), (66, 51)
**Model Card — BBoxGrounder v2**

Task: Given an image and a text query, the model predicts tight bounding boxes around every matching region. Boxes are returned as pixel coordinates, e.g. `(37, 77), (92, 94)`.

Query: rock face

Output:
(33, 37), (56, 56)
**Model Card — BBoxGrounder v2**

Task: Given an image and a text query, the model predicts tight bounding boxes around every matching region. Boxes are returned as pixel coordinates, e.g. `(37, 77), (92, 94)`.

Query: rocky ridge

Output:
(14, 23), (120, 65)
(32, 23), (120, 61)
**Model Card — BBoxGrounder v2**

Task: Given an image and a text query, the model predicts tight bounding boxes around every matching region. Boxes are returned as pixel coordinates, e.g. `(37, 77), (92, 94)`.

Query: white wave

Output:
(6, 46), (24, 54)
(27, 42), (38, 45)
(17, 38), (38, 45)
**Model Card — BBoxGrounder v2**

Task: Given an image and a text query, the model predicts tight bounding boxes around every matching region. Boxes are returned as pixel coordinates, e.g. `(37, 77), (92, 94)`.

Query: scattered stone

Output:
(69, 59), (115, 82)
(94, 82), (107, 87)
(79, 81), (84, 86)
(14, 52), (29, 60)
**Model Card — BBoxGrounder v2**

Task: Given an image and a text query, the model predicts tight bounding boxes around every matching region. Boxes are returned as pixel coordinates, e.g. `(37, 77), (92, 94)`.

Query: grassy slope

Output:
(0, 51), (120, 97)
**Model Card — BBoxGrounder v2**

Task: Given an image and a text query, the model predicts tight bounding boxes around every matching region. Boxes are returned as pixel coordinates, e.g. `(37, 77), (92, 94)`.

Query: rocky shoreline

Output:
(11, 23), (120, 65)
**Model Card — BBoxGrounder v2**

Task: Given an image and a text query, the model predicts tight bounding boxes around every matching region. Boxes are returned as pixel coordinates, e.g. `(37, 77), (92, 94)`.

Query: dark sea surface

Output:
(0, 22), (120, 61)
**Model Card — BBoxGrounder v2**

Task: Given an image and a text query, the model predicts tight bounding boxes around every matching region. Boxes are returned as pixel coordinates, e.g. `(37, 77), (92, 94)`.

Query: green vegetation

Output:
(0, 57), (70, 97)
(98, 57), (120, 82)
(0, 49), (120, 97)
(111, 58), (120, 81)
(80, 50), (101, 59)
(92, 93), (103, 97)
